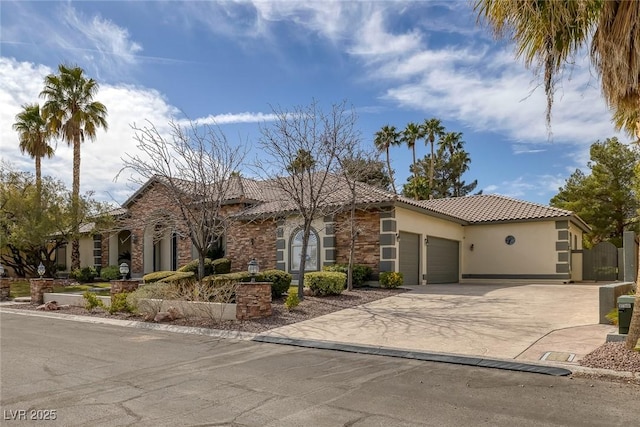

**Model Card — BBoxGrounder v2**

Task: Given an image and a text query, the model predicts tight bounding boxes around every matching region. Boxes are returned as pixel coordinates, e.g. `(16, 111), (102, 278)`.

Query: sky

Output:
(0, 0), (628, 207)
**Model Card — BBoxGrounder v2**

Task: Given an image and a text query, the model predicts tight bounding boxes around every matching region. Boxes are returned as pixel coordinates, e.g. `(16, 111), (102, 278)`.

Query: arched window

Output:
(290, 228), (319, 272)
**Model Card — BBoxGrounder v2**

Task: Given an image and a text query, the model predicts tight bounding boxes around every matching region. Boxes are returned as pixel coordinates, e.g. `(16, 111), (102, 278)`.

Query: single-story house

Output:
(64, 175), (590, 284)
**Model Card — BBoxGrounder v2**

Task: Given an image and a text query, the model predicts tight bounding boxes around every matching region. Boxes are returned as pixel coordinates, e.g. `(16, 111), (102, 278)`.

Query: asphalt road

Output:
(1, 312), (639, 427)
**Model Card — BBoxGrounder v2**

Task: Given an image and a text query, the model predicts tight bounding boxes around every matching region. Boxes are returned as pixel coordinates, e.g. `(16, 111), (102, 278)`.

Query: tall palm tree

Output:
(374, 125), (400, 194)
(40, 64), (108, 270)
(401, 122), (424, 199)
(12, 103), (54, 207)
(474, 0), (638, 138)
(421, 118), (444, 199)
(439, 131), (464, 157)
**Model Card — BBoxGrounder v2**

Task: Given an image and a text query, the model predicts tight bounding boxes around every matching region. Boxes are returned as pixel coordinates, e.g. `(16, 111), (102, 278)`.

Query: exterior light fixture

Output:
(470, 244), (474, 251)
(248, 258), (259, 282)
(37, 262), (46, 278)
(119, 262), (130, 280)
(396, 233), (400, 242)
(0, 264), (4, 277)
(424, 237), (429, 246)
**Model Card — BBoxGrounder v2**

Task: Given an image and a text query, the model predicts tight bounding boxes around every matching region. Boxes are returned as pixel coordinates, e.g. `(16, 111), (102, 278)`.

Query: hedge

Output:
(305, 271), (346, 296)
(143, 271), (175, 283)
(322, 264), (372, 287)
(379, 271), (403, 288)
(207, 270), (292, 297)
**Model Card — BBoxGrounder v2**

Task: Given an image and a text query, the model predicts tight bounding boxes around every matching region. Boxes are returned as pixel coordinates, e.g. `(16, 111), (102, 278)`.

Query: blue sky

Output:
(0, 1), (626, 206)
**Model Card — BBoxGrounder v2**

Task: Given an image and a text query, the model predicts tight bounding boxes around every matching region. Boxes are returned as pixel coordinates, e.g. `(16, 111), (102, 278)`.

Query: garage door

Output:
(426, 236), (459, 284)
(399, 232), (420, 286)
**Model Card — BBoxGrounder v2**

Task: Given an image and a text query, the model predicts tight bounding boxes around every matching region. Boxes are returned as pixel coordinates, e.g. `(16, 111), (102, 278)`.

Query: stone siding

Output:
(110, 279), (142, 296)
(334, 210), (381, 274)
(235, 282), (272, 320)
(0, 280), (9, 301)
(226, 219), (277, 272)
(30, 279), (54, 305)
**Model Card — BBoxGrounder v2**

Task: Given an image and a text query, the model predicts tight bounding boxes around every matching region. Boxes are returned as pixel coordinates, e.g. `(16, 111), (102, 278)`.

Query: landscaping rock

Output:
(37, 301), (60, 311)
(167, 306), (182, 320)
(154, 312), (172, 322)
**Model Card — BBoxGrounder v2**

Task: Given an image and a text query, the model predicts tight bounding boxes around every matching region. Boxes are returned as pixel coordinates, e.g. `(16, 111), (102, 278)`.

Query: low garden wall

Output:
(138, 298), (237, 321)
(599, 282), (635, 324)
(43, 292), (111, 307)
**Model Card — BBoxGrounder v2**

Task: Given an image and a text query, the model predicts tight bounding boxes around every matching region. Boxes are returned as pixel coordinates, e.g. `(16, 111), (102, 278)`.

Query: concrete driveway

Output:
(262, 283), (616, 363)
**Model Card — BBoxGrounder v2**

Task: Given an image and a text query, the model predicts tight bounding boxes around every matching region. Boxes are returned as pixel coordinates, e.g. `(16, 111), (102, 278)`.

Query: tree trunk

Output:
(71, 136), (81, 270)
(35, 155), (42, 210)
(429, 138), (435, 200)
(625, 246), (640, 349)
(198, 252), (206, 281)
(387, 148), (397, 194)
(411, 146), (417, 200)
(297, 223), (311, 301)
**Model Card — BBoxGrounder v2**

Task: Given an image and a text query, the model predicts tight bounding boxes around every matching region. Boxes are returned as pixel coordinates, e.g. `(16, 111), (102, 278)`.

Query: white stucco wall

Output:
(462, 221), (560, 280)
(62, 236), (95, 269)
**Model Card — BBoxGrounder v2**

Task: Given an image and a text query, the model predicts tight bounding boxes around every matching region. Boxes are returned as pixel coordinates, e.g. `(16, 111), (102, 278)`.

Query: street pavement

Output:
(261, 283), (616, 364)
(1, 312), (639, 426)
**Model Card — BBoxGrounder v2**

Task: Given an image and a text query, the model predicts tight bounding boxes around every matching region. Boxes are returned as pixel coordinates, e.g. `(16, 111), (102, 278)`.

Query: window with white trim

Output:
(290, 228), (319, 272)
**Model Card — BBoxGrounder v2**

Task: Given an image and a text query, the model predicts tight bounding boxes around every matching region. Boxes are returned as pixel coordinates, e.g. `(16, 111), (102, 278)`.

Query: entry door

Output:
(426, 236), (459, 284)
(399, 232), (420, 286)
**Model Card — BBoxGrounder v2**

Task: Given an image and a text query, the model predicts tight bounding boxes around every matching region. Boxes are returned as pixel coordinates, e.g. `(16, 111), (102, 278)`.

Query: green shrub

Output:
(260, 269), (292, 298)
(379, 271), (403, 288)
(83, 291), (105, 311)
(109, 292), (133, 314)
(126, 283), (175, 316)
(305, 272), (346, 296)
(100, 265), (121, 281)
(606, 307), (619, 325)
(285, 292), (300, 310)
(212, 258), (231, 274)
(323, 264), (372, 287)
(178, 258), (215, 276)
(71, 266), (97, 283)
(143, 271), (175, 283)
(159, 271), (195, 283)
(208, 272), (250, 286)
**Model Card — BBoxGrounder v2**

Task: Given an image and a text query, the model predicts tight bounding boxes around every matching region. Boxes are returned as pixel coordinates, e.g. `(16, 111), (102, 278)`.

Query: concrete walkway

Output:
(261, 283), (616, 364)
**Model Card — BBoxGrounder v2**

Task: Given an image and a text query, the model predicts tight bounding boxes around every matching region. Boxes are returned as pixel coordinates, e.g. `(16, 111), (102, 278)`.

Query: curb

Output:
(0, 307), (256, 341)
(253, 335), (572, 376)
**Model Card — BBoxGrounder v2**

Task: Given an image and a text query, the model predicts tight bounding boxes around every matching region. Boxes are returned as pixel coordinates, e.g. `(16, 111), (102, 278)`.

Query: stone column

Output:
(30, 278), (54, 305)
(236, 282), (272, 320)
(110, 279), (141, 297)
(0, 278), (10, 301)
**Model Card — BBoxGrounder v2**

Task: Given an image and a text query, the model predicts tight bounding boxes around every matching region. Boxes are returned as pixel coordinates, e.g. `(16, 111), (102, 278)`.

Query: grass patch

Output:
(9, 281), (30, 298)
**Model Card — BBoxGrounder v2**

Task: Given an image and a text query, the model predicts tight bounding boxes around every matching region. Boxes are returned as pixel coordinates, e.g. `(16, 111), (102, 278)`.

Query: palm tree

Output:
(421, 118), (444, 199)
(474, 0), (639, 138)
(401, 122), (424, 199)
(12, 103), (54, 207)
(374, 125), (400, 194)
(40, 64), (108, 270)
(474, 0), (640, 348)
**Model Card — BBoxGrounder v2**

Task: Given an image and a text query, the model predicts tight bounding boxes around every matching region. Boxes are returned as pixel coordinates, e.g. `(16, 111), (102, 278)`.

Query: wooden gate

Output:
(582, 241), (618, 281)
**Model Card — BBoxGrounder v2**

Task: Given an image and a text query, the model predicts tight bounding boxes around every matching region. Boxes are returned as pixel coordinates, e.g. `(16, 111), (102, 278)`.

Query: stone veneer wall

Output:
(235, 282), (272, 320)
(0, 279), (10, 301)
(226, 219), (277, 272)
(110, 280), (142, 296)
(30, 278), (54, 305)
(334, 209), (381, 275)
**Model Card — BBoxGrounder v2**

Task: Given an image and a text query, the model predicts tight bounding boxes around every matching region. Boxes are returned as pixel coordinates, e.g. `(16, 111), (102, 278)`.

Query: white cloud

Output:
(0, 58), (178, 205)
(482, 174), (567, 201)
(188, 112), (278, 126)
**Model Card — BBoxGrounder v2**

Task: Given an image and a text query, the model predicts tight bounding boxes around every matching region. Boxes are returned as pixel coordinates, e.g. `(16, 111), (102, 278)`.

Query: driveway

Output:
(261, 283), (616, 362)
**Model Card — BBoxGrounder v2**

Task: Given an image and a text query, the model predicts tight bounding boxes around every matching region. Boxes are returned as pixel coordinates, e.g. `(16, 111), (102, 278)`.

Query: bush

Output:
(126, 283), (175, 317)
(208, 272), (251, 286)
(178, 258), (215, 276)
(100, 265), (121, 281)
(212, 258), (231, 274)
(285, 292), (300, 310)
(379, 271), (403, 288)
(83, 291), (105, 311)
(143, 271), (175, 283)
(260, 269), (292, 298)
(323, 264), (372, 287)
(159, 271), (195, 283)
(305, 272), (346, 296)
(109, 292), (133, 314)
(71, 266), (97, 283)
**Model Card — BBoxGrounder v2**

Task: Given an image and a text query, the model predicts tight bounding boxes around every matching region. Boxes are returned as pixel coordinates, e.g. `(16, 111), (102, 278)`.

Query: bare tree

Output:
(117, 119), (246, 280)
(255, 100), (357, 299)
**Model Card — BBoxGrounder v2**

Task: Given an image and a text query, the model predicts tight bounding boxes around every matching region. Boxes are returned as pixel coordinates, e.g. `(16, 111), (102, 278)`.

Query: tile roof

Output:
(121, 176), (589, 230)
(418, 194), (584, 225)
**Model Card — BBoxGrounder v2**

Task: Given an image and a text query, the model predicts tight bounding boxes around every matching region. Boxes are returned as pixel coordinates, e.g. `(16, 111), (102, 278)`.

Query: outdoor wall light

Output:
(0, 264), (4, 277)
(396, 233), (400, 242)
(424, 237), (429, 246)
(37, 262), (45, 278)
(470, 244), (474, 251)
(248, 258), (259, 282)
(119, 262), (130, 280)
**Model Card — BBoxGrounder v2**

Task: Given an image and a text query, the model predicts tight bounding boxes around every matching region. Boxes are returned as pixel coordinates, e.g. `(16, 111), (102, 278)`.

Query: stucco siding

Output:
(462, 221), (561, 279)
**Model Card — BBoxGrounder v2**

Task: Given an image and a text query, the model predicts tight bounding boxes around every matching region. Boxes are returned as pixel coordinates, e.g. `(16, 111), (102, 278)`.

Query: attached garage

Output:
(399, 231), (421, 286)
(426, 236), (459, 284)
